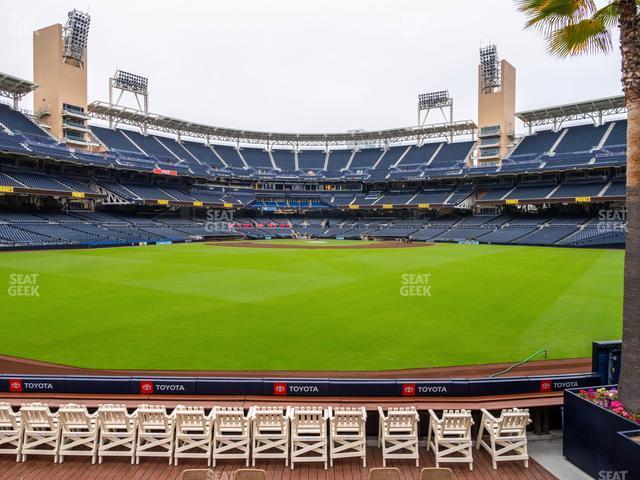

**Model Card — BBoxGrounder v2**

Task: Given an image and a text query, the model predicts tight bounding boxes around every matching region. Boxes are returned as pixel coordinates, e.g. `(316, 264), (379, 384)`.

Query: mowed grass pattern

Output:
(0, 242), (623, 371)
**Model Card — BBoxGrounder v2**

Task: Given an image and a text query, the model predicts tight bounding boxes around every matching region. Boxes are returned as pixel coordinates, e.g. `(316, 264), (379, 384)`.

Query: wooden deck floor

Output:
(0, 447), (556, 480)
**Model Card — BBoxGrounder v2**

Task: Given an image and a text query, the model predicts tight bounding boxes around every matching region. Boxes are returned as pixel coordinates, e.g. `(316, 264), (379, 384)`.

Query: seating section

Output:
(242, 148), (273, 169)
(0, 402), (533, 472)
(349, 148), (383, 170)
(0, 210), (621, 248)
(554, 124), (606, 154)
(0, 103), (632, 183)
(0, 211), (239, 247)
(297, 150), (326, 171)
(508, 130), (561, 160)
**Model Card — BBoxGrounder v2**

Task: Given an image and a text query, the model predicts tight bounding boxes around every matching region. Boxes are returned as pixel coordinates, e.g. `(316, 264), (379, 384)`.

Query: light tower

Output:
(33, 9), (96, 148)
(477, 45), (515, 165)
(417, 90), (454, 141)
(107, 70), (149, 131)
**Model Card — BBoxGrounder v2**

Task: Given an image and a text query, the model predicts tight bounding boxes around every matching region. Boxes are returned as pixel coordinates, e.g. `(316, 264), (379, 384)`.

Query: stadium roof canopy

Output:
(88, 101), (477, 147)
(0, 72), (38, 107)
(517, 95), (626, 130)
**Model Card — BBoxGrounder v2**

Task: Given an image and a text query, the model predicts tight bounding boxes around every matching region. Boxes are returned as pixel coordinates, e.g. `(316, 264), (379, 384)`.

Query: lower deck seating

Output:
(0, 211), (625, 248)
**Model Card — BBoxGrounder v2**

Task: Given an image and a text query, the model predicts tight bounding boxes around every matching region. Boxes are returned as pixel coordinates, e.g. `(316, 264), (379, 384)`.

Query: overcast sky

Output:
(2, 0), (623, 135)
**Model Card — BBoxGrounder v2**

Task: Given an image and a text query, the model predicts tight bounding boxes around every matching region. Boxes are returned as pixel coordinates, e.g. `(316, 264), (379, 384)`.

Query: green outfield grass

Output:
(0, 241), (623, 371)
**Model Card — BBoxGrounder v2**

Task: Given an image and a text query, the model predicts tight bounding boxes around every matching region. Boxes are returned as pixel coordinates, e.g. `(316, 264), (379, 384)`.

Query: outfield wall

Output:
(0, 372), (600, 397)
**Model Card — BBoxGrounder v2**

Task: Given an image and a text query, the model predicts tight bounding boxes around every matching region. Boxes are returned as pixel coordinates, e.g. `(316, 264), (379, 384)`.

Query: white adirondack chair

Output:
(249, 406), (290, 466)
(476, 408), (531, 469)
(329, 406), (367, 467)
(377, 407), (420, 467)
(57, 404), (99, 464)
(289, 406), (329, 470)
(427, 409), (474, 471)
(19, 403), (59, 462)
(173, 405), (213, 466)
(96, 404), (137, 464)
(134, 404), (175, 465)
(0, 402), (22, 461)
(211, 407), (250, 467)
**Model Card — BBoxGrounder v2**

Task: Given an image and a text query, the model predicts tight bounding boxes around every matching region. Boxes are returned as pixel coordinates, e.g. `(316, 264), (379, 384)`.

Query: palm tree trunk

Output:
(618, 0), (640, 412)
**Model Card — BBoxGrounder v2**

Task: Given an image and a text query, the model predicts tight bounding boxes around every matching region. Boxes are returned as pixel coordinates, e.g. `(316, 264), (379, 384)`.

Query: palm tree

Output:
(516, 0), (639, 411)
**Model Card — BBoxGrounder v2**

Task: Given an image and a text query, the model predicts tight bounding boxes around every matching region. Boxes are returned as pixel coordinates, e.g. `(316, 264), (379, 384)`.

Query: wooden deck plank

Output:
(0, 447), (557, 480)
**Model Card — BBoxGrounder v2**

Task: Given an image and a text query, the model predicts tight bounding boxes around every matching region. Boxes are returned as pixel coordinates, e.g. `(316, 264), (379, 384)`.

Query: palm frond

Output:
(515, 0), (618, 57)
(592, 2), (619, 31)
(548, 16), (613, 56)
(516, 0), (598, 35)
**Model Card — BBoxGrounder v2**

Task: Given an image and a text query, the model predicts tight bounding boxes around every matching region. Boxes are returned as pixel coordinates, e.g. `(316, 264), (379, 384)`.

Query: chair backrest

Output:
(438, 409), (473, 438)
(331, 406), (366, 435)
(174, 406), (208, 435)
(383, 407), (418, 435)
(181, 469), (214, 480)
(369, 467), (401, 480)
(233, 468), (267, 480)
(496, 408), (530, 437)
(58, 404), (93, 433)
(213, 407), (248, 434)
(136, 405), (170, 433)
(249, 406), (288, 434)
(420, 467), (454, 480)
(20, 403), (56, 431)
(0, 402), (19, 431)
(97, 404), (134, 433)
(290, 407), (327, 435)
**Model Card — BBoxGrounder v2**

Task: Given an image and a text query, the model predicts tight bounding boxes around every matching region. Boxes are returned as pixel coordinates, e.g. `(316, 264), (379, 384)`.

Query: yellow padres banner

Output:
(382, 204), (393, 209)
(157, 199), (169, 205)
(0, 186), (14, 193)
(506, 199), (519, 205)
(193, 201), (203, 207)
(575, 196), (591, 203)
(418, 203), (430, 209)
(348, 204), (360, 210)
(223, 203), (234, 208)
(71, 191), (85, 198)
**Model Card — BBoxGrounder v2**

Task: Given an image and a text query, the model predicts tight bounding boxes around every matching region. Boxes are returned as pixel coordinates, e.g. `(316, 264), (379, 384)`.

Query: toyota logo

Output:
(140, 381), (154, 394)
(402, 383), (416, 396)
(274, 383), (287, 395)
(9, 379), (22, 392)
(539, 380), (553, 393)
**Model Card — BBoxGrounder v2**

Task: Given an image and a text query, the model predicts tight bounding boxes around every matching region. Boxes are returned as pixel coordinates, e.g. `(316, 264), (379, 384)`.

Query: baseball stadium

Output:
(0, 3), (635, 480)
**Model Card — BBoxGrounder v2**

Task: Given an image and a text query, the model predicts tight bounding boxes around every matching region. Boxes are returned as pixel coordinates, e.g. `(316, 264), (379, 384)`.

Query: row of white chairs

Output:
(378, 407), (531, 471)
(0, 403), (531, 471)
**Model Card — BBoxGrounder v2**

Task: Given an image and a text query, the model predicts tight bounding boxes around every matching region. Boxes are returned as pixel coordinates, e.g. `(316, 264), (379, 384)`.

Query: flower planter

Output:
(563, 387), (640, 479)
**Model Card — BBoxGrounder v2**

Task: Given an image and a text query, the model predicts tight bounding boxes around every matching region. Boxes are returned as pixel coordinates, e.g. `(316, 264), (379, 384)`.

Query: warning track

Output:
(206, 240), (436, 249)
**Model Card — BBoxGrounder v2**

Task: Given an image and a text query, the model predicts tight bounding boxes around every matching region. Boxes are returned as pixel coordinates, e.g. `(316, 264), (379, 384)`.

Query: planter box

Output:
(563, 387), (640, 479)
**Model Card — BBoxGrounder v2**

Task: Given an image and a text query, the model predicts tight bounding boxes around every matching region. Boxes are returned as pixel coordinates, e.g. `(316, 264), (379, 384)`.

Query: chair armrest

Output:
(480, 408), (498, 423)
(428, 409), (440, 423)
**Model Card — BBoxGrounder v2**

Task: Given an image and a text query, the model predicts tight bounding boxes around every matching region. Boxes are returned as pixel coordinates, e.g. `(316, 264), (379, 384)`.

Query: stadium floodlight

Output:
(107, 70), (150, 129)
(113, 70), (149, 94)
(62, 9), (91, 64)
(417, 90), (454, 136)
(418, 90), (451, 109)
(480, 44), (501, 93)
